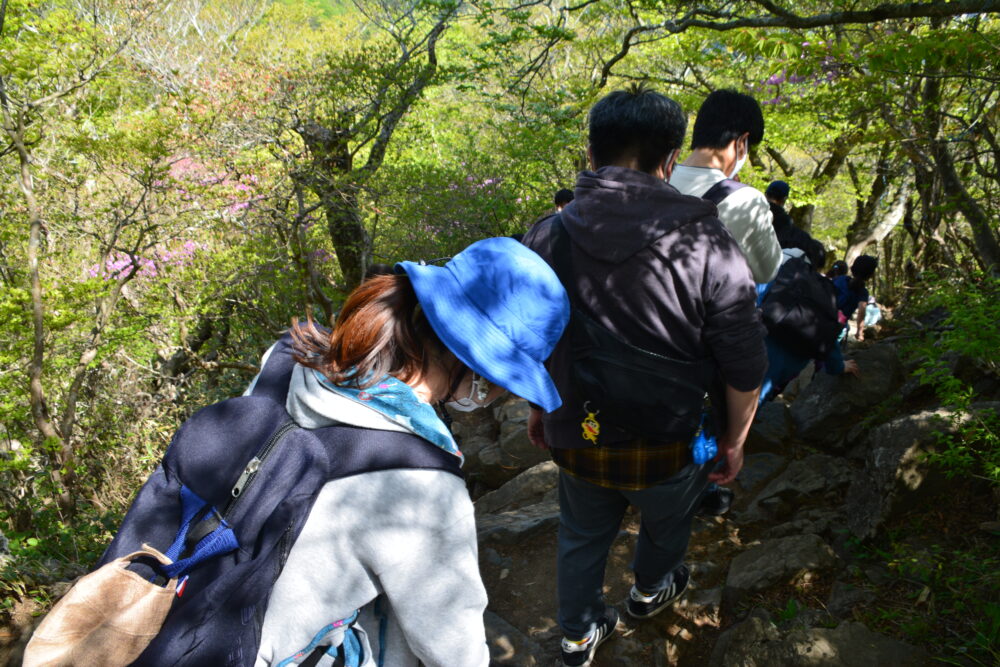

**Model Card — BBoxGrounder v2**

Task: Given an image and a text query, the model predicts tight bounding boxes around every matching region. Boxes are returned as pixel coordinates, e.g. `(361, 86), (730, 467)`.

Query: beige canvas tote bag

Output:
(23, 545), (176, 667)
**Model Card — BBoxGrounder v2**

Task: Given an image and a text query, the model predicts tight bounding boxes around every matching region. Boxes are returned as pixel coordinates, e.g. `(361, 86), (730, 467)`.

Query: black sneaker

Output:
(559, 607), (619, 667)
(697, 485), (734, 516)
(625, 564), (690, 619)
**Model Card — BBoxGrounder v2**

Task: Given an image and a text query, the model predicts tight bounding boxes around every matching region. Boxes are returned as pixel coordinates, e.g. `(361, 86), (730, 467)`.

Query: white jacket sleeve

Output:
(718, 189), (782, 283)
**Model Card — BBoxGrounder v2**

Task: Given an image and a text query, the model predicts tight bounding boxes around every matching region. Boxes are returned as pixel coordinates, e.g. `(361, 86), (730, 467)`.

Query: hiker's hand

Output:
(709, 438), (744, 485)
(527, 407), (549, 450)
(843, 359), (861, 378)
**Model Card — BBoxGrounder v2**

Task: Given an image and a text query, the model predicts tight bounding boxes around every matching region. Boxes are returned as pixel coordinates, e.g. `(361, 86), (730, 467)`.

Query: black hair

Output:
(588, 84), (687, 173)
(691, 89), (765, 150)
(363, 263), (395, 282)
(849, 255), (878, 290)
(805, 239), (826, 271)
(553, 188), (574, 207)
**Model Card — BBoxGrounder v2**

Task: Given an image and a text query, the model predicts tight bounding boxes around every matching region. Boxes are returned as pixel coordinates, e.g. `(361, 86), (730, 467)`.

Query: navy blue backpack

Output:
(98, 333), (462, 666)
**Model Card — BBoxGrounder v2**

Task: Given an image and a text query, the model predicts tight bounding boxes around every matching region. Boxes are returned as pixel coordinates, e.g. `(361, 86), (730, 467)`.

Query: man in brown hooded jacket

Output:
(522, 86), (766, 667)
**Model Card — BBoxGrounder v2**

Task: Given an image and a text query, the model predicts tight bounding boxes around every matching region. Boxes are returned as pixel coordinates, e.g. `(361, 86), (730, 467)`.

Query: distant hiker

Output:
(860, 295), (882, 341)
(670, 89), (781, 284)
(826, 259), (848, 280)
(554, 187), (574, 211)
(765, 179), (813, 253)
(833, 254), (878, 341)
(758, 246), (861, 404)
(522, 85), (766, 667)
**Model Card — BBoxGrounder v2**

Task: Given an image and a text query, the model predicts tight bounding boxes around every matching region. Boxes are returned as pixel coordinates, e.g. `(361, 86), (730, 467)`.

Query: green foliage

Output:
(857, 527), (1000, 665)
(906, 274), (1000, 485)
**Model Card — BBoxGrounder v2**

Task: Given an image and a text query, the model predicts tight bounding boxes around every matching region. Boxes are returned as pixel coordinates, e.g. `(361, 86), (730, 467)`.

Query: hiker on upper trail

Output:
(522, 85), (766, 667)
(554, 187), (575, 211)
(757, 243), (861, 404)
(861, 295), (882, 341)
(250, 238), (569, 667)
(826, 259), (848, 280)
(669, 89), (782, 284)
(832, 254), (878, 342)
(765, 179), (813, 253)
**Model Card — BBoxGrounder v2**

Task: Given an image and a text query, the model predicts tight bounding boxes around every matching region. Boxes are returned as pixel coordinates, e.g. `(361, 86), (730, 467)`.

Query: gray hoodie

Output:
(253, 363), (489, 667)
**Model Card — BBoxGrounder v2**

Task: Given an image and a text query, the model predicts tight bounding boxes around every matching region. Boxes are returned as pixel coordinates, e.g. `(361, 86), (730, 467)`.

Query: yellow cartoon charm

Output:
(581, 402), (600, 444)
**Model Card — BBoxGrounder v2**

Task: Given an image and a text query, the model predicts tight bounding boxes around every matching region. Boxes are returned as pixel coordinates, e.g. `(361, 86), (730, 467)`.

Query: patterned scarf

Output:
(311, 369), (463, 463)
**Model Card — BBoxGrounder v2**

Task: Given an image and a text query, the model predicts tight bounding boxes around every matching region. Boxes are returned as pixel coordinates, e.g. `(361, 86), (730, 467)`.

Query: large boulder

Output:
(710, 615), (930, 666)
(457, 398), (551, 490)
(726, 535), (840, 602)
(476, 498), (560, 544)
(791, 344), (904, 452)
(746, 401), (794, 454)
(741, 454), (853, 523)
(845, 402), (1000, 541)
(475, 462), (558, 516)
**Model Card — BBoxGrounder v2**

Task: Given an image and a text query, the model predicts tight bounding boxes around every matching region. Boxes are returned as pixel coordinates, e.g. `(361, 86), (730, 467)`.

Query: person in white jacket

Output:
(251, 237), (570, 667)
(670, 89), (781, 285)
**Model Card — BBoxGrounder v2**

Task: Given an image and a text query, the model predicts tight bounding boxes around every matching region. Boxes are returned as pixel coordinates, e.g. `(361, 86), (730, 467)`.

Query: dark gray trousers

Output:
(556, 462), (710, 638)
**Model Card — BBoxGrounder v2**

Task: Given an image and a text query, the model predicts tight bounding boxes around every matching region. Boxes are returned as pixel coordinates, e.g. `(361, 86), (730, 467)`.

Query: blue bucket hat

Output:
(397, 237), (570, 412)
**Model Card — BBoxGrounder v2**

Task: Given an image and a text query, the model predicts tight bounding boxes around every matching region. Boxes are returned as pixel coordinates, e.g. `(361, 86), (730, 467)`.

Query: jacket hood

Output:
(561, 166), (718, 264)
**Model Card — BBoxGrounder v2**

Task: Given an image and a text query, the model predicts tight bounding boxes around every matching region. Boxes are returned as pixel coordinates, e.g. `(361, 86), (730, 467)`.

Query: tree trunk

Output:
(324, 185), (370, 291)
(931, 139), (1000, 274)
(845, 180), (911, 266)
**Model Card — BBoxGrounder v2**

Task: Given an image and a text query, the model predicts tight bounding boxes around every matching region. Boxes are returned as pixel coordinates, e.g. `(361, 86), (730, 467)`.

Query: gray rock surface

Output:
(485, 610), (543, 665)
(710, 616), (930, 666)
(475, 461), (558, 516)
(736, 452), (788, 494)
(726, 534), (840, 597)
(742, 454), (852, 522)
(746, 401), (793, 453)
(791, 344), (903, 451)
(476, 498), (560, 544)
(458, 398), (551, 489)
(844, 403), (1000, 540)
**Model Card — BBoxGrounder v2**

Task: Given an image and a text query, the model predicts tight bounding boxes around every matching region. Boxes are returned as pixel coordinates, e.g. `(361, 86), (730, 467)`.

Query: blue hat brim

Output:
(399, 260), (562, 412)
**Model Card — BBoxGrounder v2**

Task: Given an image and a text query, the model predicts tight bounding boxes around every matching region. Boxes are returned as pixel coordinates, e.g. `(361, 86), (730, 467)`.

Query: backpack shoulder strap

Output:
(702, 178), (748, 205)
(250, 325), (332, 405)
(313, 425), (464, 479)
(548, 214), (574, 300)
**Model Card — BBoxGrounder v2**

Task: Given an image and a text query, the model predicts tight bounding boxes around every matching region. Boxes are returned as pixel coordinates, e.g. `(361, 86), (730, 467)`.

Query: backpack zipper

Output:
(223, 421), (297, 516)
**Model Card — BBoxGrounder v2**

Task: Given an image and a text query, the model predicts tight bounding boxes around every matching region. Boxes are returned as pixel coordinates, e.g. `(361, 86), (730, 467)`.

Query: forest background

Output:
(1, 0), (999, 661)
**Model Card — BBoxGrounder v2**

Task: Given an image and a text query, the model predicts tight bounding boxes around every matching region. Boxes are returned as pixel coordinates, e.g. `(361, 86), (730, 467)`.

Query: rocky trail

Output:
(466, 340), (1000, 666)
(2, 339), (997, 667)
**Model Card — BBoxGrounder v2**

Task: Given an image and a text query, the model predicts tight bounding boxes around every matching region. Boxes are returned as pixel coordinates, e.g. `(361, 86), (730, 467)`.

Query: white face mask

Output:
(445, 372), (496, 412)
(728, 138), (748, 179)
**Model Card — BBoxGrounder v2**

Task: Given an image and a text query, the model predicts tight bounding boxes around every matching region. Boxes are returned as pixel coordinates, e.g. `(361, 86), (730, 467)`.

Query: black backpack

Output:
(549, 217), (714, 442)
(761, 256), (841, 358)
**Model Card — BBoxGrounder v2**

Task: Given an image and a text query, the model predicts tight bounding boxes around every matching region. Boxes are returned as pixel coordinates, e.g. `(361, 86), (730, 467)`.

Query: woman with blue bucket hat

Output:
(249, 237), (569, 667)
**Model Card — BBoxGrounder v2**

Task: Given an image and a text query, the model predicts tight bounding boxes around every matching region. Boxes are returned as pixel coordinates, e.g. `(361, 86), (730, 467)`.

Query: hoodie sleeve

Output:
(367, 475), (490, 667)
(702, 229), (768, 392)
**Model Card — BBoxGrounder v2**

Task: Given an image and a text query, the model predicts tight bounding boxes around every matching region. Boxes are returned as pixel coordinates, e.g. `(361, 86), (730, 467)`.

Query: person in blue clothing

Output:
(755, 241), (861, 403)
(833, 254), (878, 341)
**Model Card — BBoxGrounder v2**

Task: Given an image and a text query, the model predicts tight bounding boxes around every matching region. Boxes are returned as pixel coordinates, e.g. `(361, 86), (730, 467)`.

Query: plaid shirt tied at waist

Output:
(549, 438), (693, 491)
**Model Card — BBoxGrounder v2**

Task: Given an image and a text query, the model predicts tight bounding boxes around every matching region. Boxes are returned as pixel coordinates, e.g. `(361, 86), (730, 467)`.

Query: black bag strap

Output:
(702, 178), (748, 205)
(313, 424), (463, 480)
(249, 330), (302, 405)
(548, 214), (575, 304)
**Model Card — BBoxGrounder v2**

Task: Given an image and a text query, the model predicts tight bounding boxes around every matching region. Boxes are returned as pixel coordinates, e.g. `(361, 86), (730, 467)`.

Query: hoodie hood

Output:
(562, 166), (718, 264)
(286, 364), (462, 461)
